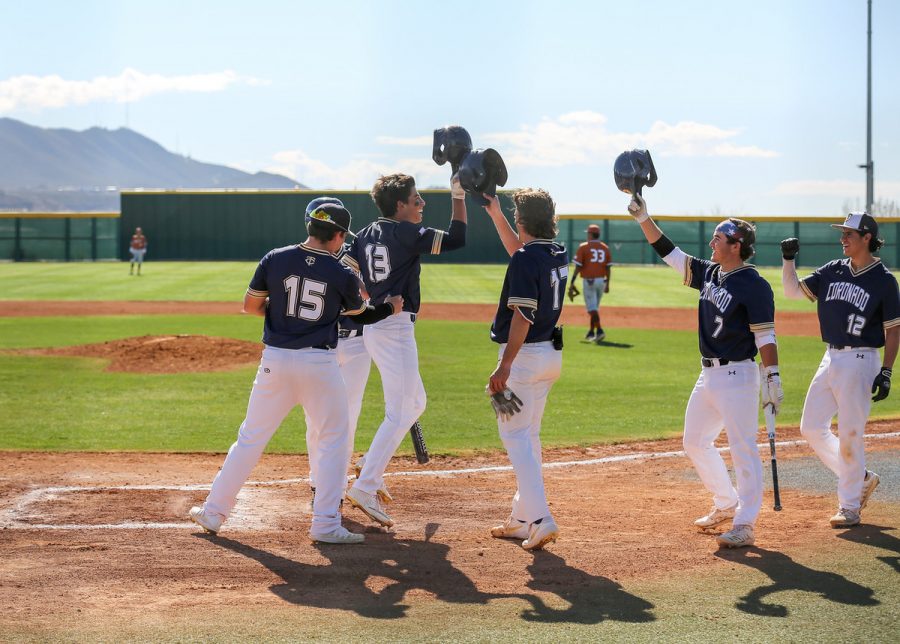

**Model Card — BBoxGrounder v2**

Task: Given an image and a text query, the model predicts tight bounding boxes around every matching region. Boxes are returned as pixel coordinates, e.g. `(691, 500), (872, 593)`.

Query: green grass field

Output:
(1, 261), (896, 453)
(0, 261), (858, 311)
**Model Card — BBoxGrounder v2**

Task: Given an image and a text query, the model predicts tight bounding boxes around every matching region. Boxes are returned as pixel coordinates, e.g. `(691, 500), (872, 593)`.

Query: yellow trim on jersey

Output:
(682, 254), (693, 286)
(342, 255), (360, 271)
(750, 322), (776, 332)
(343, 305), (367, 316)
(513, 305), (535, 325)
(884, 318), (900, 330)
(799, 280), (816, 302)
(848, 258), (882, 277)
(246, 288), (268, 298)
(507, 297), (538, 309)
(431, 230), (444, 255)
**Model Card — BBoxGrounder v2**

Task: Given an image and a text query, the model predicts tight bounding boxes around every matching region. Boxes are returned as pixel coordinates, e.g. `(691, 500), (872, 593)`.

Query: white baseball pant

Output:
(496, 341), (562, 523)
(682, 360), (763, 526)
(800, 347), (879, 511)
(306, 334), (371, 487)
(582, 277), (606, 313)
(353, 313), (426, 495)
(203, 346), (352, 536)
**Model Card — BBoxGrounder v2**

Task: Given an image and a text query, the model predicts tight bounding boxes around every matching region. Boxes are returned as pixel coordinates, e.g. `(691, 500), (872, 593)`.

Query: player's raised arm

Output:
(483, 194), (523, 256)
(779, 237), (810, 300)
(627, 194), (690, 276)
(438, 173), (468, 251)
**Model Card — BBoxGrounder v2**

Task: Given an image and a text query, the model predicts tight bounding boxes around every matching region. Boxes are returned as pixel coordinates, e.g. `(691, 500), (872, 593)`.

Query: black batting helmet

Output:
(432, 125), (473, 173)
(458, 148), (509, 206)
(614, 149), (658, 196)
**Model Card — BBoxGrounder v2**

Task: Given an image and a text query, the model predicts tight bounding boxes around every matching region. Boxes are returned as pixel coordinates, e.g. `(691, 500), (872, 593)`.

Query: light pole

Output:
(857, 0), (873, 212)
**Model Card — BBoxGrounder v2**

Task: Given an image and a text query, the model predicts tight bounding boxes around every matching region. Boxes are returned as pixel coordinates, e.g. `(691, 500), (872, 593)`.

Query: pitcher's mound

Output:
(23, 335), (261, 373)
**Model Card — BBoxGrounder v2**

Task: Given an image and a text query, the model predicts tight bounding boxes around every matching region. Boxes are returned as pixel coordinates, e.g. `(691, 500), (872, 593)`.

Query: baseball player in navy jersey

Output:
(482, 189), (567, 551)
(341, 173), (467, 527)
(189, 202), (402, 544)
(628, 194), (783, 548)
(781, 212), (899, 527)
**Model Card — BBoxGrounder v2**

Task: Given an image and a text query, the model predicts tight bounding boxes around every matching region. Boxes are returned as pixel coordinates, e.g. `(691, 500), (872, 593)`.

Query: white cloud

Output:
(775, 179), (900, 199)
(0, 68), (266, 112)
(267, 149), (446, 190)
(481, 112), (778, 166)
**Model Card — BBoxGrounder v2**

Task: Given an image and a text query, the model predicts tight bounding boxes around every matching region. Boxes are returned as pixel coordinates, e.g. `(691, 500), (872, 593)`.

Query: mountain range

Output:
(0, 118), (306, 211)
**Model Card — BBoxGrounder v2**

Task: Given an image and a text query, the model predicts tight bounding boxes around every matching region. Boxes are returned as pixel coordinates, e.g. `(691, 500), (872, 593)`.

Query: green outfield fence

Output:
(3, 190), (898, 268)
(0, 212), (119, 261)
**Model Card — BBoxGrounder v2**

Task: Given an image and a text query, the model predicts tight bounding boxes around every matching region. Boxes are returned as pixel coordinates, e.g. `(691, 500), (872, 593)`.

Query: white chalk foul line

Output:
(3, 431), (898, 531)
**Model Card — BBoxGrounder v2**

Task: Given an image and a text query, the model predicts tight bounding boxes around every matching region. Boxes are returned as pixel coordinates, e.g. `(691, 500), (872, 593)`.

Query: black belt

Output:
(829, 344), (871, 350)
(312, 343), (336, 350)
(338, 328), (363, 339)
(700, 357), (753, 368)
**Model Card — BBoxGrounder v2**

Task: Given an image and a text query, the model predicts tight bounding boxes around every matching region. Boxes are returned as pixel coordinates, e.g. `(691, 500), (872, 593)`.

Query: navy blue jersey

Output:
(342, 218), (458, 314)
(491, 240), (569, 344)
(684, 257), (775, 360)
(336, 243), (365, 336)
(247, 243), (366, 350)
(800, 258), (900, 347)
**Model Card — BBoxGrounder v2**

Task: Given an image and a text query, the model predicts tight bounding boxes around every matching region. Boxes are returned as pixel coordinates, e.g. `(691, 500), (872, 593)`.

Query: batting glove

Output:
(760, 364), (784, 414)
(781, 238), (800, 261)
(872, 367), (892, 402)
(450, 173), (466, 201)
(627, 194), (650, 223)
(488, 387), (524, 422)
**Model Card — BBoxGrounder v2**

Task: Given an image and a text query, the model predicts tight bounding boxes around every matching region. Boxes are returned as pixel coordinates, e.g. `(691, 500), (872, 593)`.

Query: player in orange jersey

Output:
(568, 224), (612, 342)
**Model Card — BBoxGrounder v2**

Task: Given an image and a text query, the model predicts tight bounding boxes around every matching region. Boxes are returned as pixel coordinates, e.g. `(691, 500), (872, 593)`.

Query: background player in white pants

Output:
(341, 173), (467, 527)
(628, 194), (783, 548)
(483, 188), (567, 551)
(189, 203), (401, 544)
(781, 212), (899, 528)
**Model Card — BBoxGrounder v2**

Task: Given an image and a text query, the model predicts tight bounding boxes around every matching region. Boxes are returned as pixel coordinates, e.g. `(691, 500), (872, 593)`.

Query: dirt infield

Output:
(1, 432), (898, 638)
(0, 300), (823, 337)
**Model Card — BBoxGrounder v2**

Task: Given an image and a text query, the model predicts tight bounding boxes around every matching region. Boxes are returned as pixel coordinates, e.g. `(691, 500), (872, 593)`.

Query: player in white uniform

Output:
(341, 173), (467, 527)
(188, 203), (402, 544)
(482, 188), (568, 551)
(781, 212), (899, 527)
(628, 194), (783, 548)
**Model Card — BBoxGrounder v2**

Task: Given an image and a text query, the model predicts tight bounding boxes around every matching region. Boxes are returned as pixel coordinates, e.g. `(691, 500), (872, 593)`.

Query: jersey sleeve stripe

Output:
(343, 305), (367, 316)
(682, 255), (692, 286)
(431, 230), (444, 255)
(573, 260), (583, 267)
(513, 305), (536, 325)
(246, 288), (268, 298)
(341, 255), (359, 271)
(749, 322), (775, 332)
(798, 280), (816, 302)
(507, 297), (538, 309)
(884, 318), (900, 330)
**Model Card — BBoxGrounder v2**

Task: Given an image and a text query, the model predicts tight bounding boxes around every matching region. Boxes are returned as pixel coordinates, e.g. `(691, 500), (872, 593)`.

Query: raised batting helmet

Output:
(305, 196), (344, 225)
(432, 126), (473, 173)
(613, 149), (658, 196)
(458, 148), (508, 205)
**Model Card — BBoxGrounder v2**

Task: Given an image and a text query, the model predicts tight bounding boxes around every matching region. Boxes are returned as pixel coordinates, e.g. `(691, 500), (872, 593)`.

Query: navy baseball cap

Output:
(305, 196), (344, 220)
(832, 212), (878, 238)
(307, 203), (355, 237)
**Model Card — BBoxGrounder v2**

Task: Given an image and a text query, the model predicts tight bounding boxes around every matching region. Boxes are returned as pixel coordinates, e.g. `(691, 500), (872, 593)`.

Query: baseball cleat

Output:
(522, 517), (559, 551)
(490, 516), (530, 540)
(189, 506), (223, 534)
(346, 487), (394, 527)
(716, 524), (754, 548)
(582, 331), (595, 343)
(310, 526), (365, 544)
(352, 456), (393, 504)
(860, 470), (880, 510)
(594, 331), (606, 343)
(694, 504), (737, 529)
(830, 507), (860, 528)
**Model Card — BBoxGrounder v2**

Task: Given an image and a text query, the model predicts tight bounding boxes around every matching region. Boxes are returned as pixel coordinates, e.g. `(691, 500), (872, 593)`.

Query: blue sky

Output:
(1, 0), (898, 216)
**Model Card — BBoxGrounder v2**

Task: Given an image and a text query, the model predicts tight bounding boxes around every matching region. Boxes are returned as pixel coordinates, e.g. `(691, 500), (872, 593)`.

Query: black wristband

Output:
(651, 234), (676, 259)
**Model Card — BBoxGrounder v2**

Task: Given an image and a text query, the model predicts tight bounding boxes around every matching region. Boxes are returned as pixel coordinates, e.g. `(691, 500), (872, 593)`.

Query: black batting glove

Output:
(872, 367), (892, 402)
(781, 238), (800, 261)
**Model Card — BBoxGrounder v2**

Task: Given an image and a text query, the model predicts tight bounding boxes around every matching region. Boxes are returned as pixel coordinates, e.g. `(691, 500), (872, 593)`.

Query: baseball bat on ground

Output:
(764, 404), (783, 511)
(410, 420), (429, 464)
